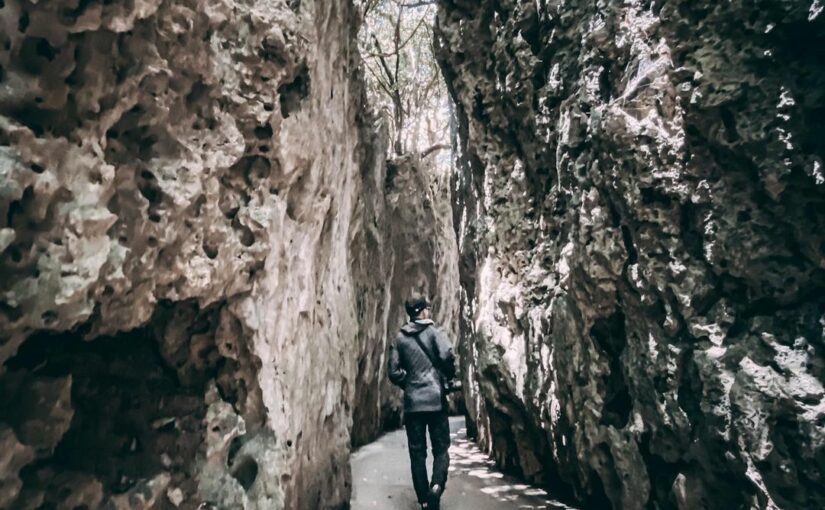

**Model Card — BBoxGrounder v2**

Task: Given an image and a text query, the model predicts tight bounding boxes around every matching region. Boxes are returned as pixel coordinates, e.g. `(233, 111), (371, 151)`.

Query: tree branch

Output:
(420, 143), (450, 158)
(398, 0), (435, 7)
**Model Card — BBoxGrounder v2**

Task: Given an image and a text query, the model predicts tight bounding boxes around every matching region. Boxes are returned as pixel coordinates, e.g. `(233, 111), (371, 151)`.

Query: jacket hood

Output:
(400, 319), (434, 335)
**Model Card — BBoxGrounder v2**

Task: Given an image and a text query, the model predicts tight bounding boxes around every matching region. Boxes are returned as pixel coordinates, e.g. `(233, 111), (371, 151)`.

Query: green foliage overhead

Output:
(358, 0), (449, 158)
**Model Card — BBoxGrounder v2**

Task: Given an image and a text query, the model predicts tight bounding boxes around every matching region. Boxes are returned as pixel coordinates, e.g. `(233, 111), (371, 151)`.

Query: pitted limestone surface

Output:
(437, 1), (825, 509)
(0, 1), (459, 508)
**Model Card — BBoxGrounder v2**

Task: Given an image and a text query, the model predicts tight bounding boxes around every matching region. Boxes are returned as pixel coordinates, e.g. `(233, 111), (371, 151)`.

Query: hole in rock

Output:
(6, 245), (22, 263)
(34, 38), (58, 60)
(203, 241), (218, 259)
(65, 50), (84, 86)
(227, 156), (271, 188)
(7, 104), (49, 135)
(278, 64), (311, 118)
(620, 225), (638, 264)
(19, 37), (57, 74)
(41, 310), (58, 325)
(640, 187), (673, 207)
(254, 124), (273, 139)
(230, 456), (259, 491)
(0, 301), (23, 323)
(224, 207), (239, 220)
(228, 436), (243, 462)
(677, 348), (704, 428)
(62, 0), (96, 19)
(720, 106), (740, 143)
(238, 226), (255, 247)
(680, 202), (704, 260)
(6, 190), (29, 227)
(18, 11), (29, 32)
(639, 431), (686, 507)
(189, 194), (207, 218)
(137, 175), (161, 205)
(2, 300), (255, 504)
(186, 81), (209, 107)
(591, 311), (631, 428)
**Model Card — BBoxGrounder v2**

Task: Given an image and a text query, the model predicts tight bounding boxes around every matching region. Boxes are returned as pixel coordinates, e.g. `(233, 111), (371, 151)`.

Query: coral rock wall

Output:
(0, 0), (458, 508)
(436, 1), (825, 509)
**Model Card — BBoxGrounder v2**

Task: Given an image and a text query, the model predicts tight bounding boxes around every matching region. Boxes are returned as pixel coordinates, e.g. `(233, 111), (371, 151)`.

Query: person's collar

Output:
(413, 319), (434, 325)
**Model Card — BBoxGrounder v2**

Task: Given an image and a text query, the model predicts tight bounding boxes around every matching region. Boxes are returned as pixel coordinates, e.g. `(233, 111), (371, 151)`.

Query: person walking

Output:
(388, 295), (457, 510)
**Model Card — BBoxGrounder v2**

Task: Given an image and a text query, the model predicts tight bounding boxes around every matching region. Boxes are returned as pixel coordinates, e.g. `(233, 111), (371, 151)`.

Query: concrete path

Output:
(350, 417), (577, 510)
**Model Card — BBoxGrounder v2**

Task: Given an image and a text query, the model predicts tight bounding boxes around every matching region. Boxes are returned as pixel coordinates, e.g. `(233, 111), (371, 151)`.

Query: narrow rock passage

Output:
(350, 417), (577, 509)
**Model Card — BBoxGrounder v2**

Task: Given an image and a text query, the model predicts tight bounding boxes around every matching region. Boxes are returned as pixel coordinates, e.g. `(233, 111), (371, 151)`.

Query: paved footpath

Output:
(350, 417), (578, 510)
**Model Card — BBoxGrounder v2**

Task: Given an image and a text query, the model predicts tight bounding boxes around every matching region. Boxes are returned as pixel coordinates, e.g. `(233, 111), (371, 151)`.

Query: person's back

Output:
(388, 295), (456, 510)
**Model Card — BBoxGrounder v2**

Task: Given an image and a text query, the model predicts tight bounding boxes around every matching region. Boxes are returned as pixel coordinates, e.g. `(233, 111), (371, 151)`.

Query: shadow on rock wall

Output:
(436, 1), (825, 509)
(1, 300), (276, 508)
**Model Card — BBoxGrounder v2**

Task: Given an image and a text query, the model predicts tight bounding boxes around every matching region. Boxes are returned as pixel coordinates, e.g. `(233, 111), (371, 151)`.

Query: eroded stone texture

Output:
(0, 0), (459, 508)
(436, 1), (825, 509)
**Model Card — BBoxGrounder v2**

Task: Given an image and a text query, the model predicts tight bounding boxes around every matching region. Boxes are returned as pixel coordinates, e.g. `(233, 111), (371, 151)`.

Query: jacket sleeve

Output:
(388, 339), (406, 387)
(433, 329), (457, 379)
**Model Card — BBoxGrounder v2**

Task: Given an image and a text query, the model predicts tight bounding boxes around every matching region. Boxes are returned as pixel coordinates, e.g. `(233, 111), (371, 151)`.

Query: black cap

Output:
(404, 295), (430, 318)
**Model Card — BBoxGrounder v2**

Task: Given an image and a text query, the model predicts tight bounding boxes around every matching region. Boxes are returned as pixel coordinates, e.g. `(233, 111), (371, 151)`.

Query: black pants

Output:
(404, 410), (451, 504)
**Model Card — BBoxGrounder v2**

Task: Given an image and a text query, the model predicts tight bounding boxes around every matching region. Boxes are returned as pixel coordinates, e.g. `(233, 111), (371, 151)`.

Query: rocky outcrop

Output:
(0, 0), (459, 508)
(436, 1), (825, 509)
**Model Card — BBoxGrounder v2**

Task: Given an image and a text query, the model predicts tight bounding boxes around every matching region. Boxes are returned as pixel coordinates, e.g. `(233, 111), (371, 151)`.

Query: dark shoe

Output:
(428, 484), (442, 510)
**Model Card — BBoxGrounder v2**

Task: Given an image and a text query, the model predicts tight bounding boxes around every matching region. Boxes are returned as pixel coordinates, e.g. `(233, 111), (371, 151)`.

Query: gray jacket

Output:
(388, 319), (456, 413)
